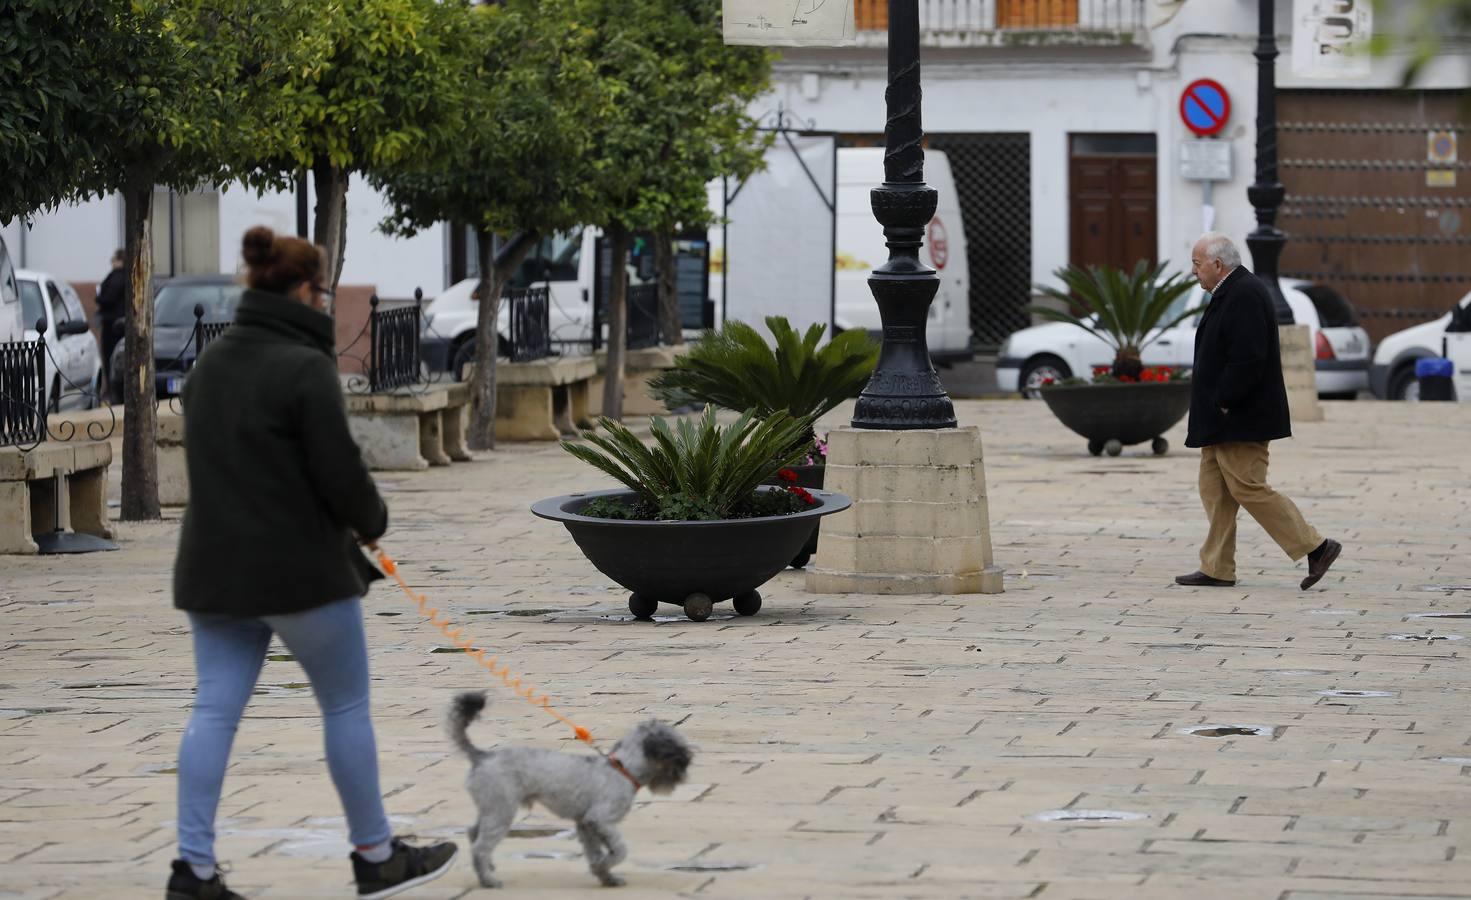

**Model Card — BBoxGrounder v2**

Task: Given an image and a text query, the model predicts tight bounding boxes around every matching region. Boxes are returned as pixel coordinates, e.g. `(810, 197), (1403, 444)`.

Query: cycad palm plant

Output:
(649, 316), (878, 450)
(1029, 261), (1197, 380)
(561, 406), (815, 521)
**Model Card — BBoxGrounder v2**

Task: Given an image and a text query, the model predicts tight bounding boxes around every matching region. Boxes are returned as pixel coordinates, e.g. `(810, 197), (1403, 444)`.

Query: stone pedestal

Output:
(1279, 324), (1323, 424)
(806, 427), (1003, 595)
(0, 441), (114, 554)
(157, 410), (189, 506)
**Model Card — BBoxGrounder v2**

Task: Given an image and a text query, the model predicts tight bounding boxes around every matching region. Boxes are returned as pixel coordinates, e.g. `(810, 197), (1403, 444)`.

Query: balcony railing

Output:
(852, 0), (1147, 47)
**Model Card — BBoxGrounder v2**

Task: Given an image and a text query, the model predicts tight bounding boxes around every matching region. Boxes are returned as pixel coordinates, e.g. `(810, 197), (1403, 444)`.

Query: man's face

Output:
(1191, 241), (1226, 293)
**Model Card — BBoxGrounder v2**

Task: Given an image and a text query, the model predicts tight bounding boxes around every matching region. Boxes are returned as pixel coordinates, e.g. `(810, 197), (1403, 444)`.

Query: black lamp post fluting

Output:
(1246, 0), (1295, 324)
(850, 0), (955, 430)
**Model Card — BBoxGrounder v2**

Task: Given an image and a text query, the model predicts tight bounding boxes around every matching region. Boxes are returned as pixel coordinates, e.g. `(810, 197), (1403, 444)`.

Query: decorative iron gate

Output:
(928, 133), (1032, 349)
(1279, 90), (1471, 343)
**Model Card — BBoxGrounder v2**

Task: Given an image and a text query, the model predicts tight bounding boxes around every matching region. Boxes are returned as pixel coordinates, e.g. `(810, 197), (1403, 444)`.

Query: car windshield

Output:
(156, 283), (243, 327)
(18, 280), (44, 332)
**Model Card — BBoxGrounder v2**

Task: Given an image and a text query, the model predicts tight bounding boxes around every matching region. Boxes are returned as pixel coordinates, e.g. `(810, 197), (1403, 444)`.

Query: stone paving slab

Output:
(2, 399), (1471, 898)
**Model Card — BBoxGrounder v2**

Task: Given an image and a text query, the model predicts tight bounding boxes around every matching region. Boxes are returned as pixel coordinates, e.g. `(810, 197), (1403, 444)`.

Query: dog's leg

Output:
(585, 820), (628, 887)
(575, 821), (608, 880)
(471, 809), (513, 889)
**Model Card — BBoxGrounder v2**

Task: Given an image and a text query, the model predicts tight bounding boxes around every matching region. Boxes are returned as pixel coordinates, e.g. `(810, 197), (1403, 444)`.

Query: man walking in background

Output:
(95, 249), (126, 401)
(1175, 232), (1342, 591)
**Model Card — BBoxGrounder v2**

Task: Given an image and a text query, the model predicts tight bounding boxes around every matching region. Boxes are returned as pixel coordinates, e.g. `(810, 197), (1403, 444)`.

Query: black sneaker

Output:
(166, 860), (246, 900)
(351, 838), (458, 899)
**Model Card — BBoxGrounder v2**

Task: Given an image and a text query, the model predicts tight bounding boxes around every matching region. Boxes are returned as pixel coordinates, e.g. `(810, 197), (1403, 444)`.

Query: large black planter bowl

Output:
(1039, 381), (1192, 456)
(531, 486), (852, 622)
(765, 463), (825, 569)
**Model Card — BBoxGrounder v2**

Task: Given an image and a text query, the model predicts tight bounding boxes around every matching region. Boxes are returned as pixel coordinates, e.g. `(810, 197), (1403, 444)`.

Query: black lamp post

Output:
(850, 0), (955, 430)
(1246, 0), (1295, 324)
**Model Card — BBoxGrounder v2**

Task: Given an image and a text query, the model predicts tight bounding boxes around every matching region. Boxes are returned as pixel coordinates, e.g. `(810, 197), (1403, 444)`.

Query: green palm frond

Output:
(560, 406), (815, 520)
(649, 316), (879, 427)
(1028, 261), (1198, 369)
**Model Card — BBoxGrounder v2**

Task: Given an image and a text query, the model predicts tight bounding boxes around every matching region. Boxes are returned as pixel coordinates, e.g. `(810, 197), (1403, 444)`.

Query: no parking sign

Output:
(1180, 79), (1231, 138)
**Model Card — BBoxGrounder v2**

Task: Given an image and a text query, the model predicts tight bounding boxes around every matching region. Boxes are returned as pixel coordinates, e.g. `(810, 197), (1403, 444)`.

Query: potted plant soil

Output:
(648, 316), (877, 567)
(532, 407), (852, 622)
(1030, 262), (1198, 456)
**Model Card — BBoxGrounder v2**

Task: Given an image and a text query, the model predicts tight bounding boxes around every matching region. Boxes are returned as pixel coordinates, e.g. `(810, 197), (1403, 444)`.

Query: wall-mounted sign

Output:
(1428, 130), (1458, 188)
(1179, 79), (1231, 138)
(723, 0), (855, 46)
(1292, 0), (1373, 79)
(1180, 140), (1233, 182)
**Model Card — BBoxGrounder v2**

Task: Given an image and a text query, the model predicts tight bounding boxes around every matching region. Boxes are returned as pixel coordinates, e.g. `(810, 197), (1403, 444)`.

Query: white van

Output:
(0, 235), (23, 343)
(421, 148), (975, 373)
(834, 148), (973, 363)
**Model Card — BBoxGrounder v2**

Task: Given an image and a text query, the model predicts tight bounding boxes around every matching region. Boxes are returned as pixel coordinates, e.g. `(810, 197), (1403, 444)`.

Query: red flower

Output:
(777, 468), (798, 484)
(1041, 377), (1055, 386)
(1119, 375), (1135, 383)
(790, 486), (817, 505)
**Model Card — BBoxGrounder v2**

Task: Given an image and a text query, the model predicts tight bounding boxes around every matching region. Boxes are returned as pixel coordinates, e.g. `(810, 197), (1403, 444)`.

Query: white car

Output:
(996, 277), (1371, 399)
(1369, 289), (1471, 401)
(17, 269), (103, 410)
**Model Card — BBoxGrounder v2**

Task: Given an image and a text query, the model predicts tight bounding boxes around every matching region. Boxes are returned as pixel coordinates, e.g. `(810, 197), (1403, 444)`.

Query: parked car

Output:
(0, 234), (21, 343)
(109, 274), (242, 402)
(17, 270), (103, 411)
(997, 277), (1371, 399)
(1369, 289), (1471, 400)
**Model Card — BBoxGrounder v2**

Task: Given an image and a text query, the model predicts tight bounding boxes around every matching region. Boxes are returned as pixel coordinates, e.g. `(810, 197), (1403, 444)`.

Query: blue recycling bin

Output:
(1415, 357), (1456, 402)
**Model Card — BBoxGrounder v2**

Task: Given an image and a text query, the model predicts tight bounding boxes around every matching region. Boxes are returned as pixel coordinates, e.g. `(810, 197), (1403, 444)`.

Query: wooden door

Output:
(998, 0), (1079, 28)
(1069, 135), (1158, 272)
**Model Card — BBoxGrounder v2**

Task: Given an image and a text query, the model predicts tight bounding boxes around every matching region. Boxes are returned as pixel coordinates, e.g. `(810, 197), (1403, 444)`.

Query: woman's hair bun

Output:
(241, 226), (276, 267)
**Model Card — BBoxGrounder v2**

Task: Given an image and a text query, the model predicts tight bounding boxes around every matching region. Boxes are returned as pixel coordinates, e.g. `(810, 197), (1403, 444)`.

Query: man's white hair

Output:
(1196, 232), (1242, 269)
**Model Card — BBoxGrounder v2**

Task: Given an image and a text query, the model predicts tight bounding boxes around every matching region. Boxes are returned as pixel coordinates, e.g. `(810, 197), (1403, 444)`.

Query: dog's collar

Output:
(607, 755), (641, 792)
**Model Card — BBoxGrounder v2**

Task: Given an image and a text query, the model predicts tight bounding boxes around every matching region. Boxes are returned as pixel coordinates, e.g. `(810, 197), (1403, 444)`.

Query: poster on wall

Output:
(722, 0), (855, 46)
(1291, 0), (1373, 79)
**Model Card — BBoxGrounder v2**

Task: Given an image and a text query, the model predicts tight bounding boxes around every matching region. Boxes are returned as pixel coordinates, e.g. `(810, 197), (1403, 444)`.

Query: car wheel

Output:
(1019, 355), (1072, 399)
(451, 334), (513, 381)
(1388, 364), (1420, 402)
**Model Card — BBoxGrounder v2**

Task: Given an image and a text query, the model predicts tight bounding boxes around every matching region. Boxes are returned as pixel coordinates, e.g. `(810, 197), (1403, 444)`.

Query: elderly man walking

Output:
(1176, 232), (1342, 590)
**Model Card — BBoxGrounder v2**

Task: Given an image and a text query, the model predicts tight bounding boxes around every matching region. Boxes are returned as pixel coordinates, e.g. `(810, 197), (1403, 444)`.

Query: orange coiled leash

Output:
(375, 548), (595, 747)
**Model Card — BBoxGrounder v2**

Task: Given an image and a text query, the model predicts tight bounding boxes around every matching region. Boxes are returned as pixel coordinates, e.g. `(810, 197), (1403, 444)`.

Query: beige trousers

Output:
(1198, 442), (1322, 581)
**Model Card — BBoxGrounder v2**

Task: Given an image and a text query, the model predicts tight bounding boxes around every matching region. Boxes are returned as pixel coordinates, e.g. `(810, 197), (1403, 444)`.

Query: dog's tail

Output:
(447, 691), (488, 759)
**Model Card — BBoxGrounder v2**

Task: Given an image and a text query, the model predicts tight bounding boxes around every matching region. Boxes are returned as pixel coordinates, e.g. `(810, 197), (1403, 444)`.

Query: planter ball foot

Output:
(1104, 439), (1123, 457)
(628, 593), (657, 620)
(733, 590), (762, 617)
(789, 551), (812, 569)
(684, 593), (714, 622)
(1087, 439), (1104, 457)
(1152, 437), (1169, 456)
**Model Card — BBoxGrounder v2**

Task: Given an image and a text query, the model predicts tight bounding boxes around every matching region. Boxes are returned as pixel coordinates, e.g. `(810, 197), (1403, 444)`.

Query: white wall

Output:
(218, 175), (447, 300)
(3, 195), (121, 285)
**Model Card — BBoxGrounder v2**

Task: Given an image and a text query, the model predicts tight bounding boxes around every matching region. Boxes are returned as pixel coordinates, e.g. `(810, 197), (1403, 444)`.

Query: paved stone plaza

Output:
(3, 399), (1471, 899)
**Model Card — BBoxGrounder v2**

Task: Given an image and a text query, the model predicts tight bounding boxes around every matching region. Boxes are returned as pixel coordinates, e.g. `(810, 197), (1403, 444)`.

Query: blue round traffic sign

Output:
(1180, 79), (1231, 137)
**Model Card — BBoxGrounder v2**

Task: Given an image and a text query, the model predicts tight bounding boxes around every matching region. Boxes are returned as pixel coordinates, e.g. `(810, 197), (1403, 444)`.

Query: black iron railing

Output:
(369, 294), (422, 392)
(506, 285), (552, 363)
(0, 331), (46, 448)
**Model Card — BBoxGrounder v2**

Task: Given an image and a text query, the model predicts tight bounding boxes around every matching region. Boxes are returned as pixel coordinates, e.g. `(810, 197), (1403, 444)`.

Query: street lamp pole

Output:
(1247, 0), (1295, 324)
(850, 0), (956, 430)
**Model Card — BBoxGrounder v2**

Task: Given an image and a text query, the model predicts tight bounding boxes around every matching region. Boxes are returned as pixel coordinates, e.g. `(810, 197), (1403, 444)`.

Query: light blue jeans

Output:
(176, 597), (392, 867)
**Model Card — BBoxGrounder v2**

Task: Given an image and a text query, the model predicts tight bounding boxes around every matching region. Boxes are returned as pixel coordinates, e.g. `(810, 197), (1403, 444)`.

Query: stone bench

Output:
(344, 383), (472, 471)
(589, 345), (687, 417)
(494, 356), (597, 440)
(0, 441), (114, 555)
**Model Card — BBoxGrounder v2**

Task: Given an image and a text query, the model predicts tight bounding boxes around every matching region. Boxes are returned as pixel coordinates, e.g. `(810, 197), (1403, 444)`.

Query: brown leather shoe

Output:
(1175, 571), (1236, 587)
(1300, 539), (1342, 590)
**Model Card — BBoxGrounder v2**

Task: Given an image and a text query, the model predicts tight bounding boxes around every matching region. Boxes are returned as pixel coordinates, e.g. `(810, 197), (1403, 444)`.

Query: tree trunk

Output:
(467, 230), (537, 451)
(120, 176), (159, 521)
(601, 225), (630, 421)
(311, 157), (350, 289)
(654, 229), (682, 345)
